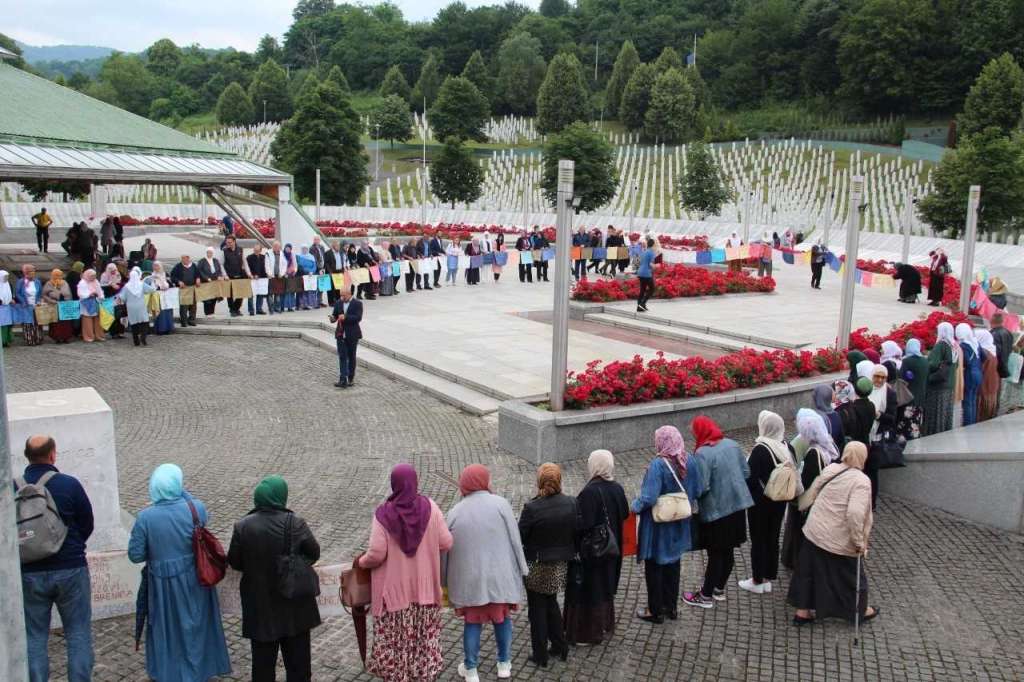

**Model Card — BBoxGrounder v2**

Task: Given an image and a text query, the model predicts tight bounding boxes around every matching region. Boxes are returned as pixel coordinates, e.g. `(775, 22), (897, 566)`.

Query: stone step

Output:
(178, 323), (502, 416)
(583, 312), (778, 354)
(598, 306), (807, 350)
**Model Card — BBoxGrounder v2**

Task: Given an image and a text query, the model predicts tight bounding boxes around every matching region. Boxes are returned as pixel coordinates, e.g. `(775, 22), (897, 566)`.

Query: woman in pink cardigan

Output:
(357, 464), (453, 681)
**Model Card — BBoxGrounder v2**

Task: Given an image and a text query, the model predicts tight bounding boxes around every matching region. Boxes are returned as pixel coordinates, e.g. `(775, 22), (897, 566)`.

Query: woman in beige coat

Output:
(787, 441), (879, 626)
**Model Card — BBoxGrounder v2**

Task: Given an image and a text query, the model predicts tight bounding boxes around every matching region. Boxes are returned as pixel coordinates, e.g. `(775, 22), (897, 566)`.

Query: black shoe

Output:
(188, 321), (197, 326)
(346, 379), (355, 387)
(527, 656), (548, 668)
(180, 321), (187, 328)
(663, 610), (678, 621)
(792, 615), (815, 627)
(635, 608), (664, 624)
(548, 644), (568, 661)
(334, 380), (349, 388)
(256, 311), (266, 315)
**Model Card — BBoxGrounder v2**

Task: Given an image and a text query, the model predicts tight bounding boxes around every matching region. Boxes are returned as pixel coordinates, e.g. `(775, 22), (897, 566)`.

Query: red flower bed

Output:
(566, 309), (965, 409)
(571, 264), (775, 302)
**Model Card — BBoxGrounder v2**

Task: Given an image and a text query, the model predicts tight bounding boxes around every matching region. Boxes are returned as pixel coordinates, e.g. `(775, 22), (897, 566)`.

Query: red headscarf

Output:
(458, 464), (491, 497)
(691, 416), (724, 451)
(863, 348), (880, 364)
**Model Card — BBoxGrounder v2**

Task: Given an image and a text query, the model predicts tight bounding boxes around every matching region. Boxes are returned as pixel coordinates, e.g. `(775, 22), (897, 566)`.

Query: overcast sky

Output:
(7, 0), (539, 52)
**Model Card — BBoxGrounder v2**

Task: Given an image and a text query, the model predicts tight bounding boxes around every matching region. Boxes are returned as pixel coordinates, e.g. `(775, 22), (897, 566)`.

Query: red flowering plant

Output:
(842, 258), (963, 310)
(571, 264), (775, 302)
(848, 310), (969, 351)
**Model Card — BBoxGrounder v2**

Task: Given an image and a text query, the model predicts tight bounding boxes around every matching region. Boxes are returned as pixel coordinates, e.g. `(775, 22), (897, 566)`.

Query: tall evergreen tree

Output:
(429, 76), (490, 142)
(215, 81), (255, 126)
(653, 47), (683, 74)
(249, 58), (294, 122)
(644, 68), (696, 144)
(431, 137), (485, 208)
(379, 64), (411, 103)
(679, 143), (732, 219)
(536, 53), (589, 134)
(495, 32), (547, 116)
(412, 53), (443, 112)
(270, 79), (368, 205)
(958, 53), (1024, 141)
(325, 64), (350, 95)
(541, 122), (618, 212)
(461, 50), (494, 107)
(619, 63), (656, 131)
(370, 94), (413, 147)
(606, 40), (641, 119)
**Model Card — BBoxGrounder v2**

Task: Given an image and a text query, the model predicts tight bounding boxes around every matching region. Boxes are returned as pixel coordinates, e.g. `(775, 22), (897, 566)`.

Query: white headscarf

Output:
(587, 449), (614, 481)
(956, 323), (978, 355)
(755, 410), (792, 465)
(869, 364), (889, 441)
(856, 359), (875, 379)
(936, 322), (958, 363)
(0, 270), (11, 305)
(796, 408), (839, 463)
(975, 329), (997, 356)
(124, 267), (143, 296)
(150, 261), (168, 290)
(205, 247), (216, 269)
(880, 340), (903, 369)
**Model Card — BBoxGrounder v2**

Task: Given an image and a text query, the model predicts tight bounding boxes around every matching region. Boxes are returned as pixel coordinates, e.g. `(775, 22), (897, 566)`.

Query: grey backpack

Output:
(15, 471), (68, 563)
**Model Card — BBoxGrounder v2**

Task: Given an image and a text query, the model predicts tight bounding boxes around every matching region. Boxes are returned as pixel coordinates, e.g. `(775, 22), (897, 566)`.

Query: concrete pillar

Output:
(0, 343), (28, 682)
(549, 160), (574, 412)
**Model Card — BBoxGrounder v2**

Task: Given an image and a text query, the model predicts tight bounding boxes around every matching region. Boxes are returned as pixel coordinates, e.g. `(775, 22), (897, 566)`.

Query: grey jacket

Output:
(695, 438), (754, 523)
(443, 491), (528, 608)
(120, 282), (156, 325)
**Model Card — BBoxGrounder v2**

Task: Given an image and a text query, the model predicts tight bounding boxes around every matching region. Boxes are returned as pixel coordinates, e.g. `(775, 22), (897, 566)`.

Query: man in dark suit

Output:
(416, 238), (433, 290)
(329, 289), (363, 388)
(428, 234), (445, 287)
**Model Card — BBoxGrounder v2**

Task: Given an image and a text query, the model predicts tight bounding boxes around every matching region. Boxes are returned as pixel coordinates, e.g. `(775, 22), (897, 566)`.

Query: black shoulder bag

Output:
(579, 485), (620, 560)
(277, 513), (321, 599)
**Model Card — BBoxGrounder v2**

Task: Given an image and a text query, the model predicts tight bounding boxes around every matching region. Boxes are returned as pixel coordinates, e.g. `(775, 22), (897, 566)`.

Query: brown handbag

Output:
(186, 498), (227, 587)
(340, 555), (372, 608)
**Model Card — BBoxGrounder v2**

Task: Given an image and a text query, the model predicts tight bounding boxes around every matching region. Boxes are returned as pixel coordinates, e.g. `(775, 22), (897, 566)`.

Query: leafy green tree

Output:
(0, 33), (27, 70)
(270, 79), (368, 205)
(370, 94), (413, 147)
(68, 72), (91, 91)
(606, 40), (640, 119)
(431, 137), (485, 208)
(917, 129), (1024, 238)
(461, 50), (494, 106)
(512, 15), (572, 61)
(215, 81), (255, 126)
(146, 39), (182, 78)
(293, 0), (334, 22)
(541, 122), (619, 213)
(958, 53), (1024, 140)
(256, 35), (284, 64)
(682, 67), (709, 112)
(537, 53), (589, 134)
(619, 62), (656, 131)
(429, 76), (489, 142)
(248, 58), (293, 122)
(379, 64), (411, 102)
(99, 53), (158, 116)
(644, 68), (696, 143)
(539, 0), (570, 18)
(495, 32), (547, 116)
(169, 84), (201, 116)
(148, 98), (175, 122)
(19, 180), (90, 202)
(325, 64), (350, 94)
(412, 53), (442, 111)
(679, 142), (732, 219)
(653, 47), (683, 74)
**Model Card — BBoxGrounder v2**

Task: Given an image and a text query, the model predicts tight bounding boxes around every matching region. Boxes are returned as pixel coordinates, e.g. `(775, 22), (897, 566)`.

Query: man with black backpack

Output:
(15, 435), (94, 681)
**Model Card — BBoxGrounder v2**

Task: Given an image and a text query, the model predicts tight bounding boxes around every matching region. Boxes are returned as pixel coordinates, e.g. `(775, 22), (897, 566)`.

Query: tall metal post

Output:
(420, 98), (427, 227)
(200, 192), (207, 224)
(522, 175), (530, 230)
(627, 181), (638, 233)
(837, 176), (865, 349)
(549, 160), (574, 412)
(901, 188), (913, 264)
(0, 342), (29, 681)
(741, 189), (751, 243)
(315, 168), (321, 223)
(823, 191), (834, 246)
(959, 185), (981, 314)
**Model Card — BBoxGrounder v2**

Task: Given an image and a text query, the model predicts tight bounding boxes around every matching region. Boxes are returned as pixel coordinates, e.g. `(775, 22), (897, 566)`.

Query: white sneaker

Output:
(738, 578), (771, 594)
(458, 663), (480, 682)
(497, 661), (512, 679)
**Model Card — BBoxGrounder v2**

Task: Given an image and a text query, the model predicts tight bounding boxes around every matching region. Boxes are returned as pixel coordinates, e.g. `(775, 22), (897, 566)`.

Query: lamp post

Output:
(959, 185), (981, 314)
(549, 159), (575, 412)
(627, 181), (638, 233)
(374, 124), (381, 183)
(263, 100), (267, 123)
(837, 176), (865, 350)
(901, 189), (914, 265)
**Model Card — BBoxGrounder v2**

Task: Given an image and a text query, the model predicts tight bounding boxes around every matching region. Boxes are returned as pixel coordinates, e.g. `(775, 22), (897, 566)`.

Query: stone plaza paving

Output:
(5, 334), (1024, 681)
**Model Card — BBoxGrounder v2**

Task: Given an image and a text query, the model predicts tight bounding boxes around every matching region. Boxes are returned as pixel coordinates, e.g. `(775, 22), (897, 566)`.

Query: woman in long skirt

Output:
(922, 322), (957, 435)
(42, 269), (75, 343)
(148, 261), (175, 335)
(975, 330), (1001, 421)
(781, 409), (840, 571)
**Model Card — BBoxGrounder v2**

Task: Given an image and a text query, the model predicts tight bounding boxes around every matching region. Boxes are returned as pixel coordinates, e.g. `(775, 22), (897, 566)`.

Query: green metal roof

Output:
(0, 63), (227, 157)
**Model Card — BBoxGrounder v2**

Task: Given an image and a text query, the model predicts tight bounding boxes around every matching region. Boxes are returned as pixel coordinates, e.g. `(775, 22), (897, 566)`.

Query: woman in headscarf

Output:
(464, 238), (481, 286)
(812, 384), (844, 453)
(633, 426), (705, 622)
(788, 442), (877, 627)
(227, 476), (321, 682)
(119, 266), (155, 347)
(923, 322), (958, 435)
(357, 464), (451, 682)
(128, 464), (232, 682)
(283, 243), (298, 311)
(957, 323), (982, 426)
(99, 262), (127, 339)
(683, 417), (753, 609)
(0, 271), (12, 347)
(445, 237), (462, 285)
(65, 261), (84, 301)
(781, 409), (841, 571)
(739, 411), (797, 596)
(866, 365), (897, 508)
(927, 248), (948, 306)
(148, 262), (175, 335)
(987, 277), (1009, 310)
(897, 339), (928, 441)
(563, 450), (629, 646)
(892, 262), (922, 303)
(975, 329), (1001, 422)
(856, 359), (875, 382)
(41, 268), (75, 343)
(445, 465), (527, 682)
(880, 340), (903, 379)
(846, 350), (867, 383)
(518, 463), (576, 667)
(76, 269), (105, 342)
(295, 245), (317, 310)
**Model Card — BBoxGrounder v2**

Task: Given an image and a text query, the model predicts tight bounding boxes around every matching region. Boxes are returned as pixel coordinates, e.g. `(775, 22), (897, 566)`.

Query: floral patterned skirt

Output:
(367, 604), (444, 682)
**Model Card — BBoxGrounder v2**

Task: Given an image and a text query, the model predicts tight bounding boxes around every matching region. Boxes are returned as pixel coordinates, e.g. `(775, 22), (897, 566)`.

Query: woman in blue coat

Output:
(632, 425), (706, 623)
(129, 464), (231, 682)
(956, 323), (983, 426)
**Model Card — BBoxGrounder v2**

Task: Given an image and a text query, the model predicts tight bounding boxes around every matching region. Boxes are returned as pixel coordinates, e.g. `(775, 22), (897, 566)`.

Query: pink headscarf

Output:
(654, 425), (688, 478)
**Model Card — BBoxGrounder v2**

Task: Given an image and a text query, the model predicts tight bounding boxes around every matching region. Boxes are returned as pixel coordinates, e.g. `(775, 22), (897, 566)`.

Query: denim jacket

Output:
(695, 439), (754, 523)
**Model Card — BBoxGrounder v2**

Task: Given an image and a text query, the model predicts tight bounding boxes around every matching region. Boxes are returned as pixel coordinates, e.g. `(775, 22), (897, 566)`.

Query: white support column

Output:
(549, 160), (574, 412)
(959, 185), (981, 314)
(837, 176), (865, 349)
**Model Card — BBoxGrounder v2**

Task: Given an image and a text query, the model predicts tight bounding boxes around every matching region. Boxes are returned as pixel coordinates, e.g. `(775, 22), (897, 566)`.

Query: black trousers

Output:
(178, 304), (196, 325)
(251, 630), (312, 682)
(534, 262), (548, 281)
(467, 267), (480, 285)
(644, 560), (681, 617)
(417, 273), (432, 289)
(326, 287), (339, 305)
(701, 547), (735, 597)
(637, 276), (654, 307)
(433, 264), (442, 286)
(36, 227), (49, 252)
(203, 298), (218, 315)
(404, 272), (415, 292)
(526, 589), (566, 663)
(748, 502), (786, 582)
(811, 263), (824, 288)
(130, 322), (148, 345)
(518, 262), (533, 282)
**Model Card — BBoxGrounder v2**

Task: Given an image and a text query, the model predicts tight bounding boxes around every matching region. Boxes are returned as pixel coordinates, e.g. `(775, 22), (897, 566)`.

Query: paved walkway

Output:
(5, 336), (1023, 681)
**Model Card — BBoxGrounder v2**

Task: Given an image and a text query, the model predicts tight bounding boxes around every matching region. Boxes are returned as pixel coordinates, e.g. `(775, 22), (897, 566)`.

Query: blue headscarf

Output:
(905, 338), (923, 357)
(149, 463), (184, 503)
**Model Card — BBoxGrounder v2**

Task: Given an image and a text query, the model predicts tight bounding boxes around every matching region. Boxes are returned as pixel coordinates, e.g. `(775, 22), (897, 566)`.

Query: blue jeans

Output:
(446, 268), (458, 284)
(463, 616), (511, 671)
(22, 566), (94, 682)
(247, 295), (266, 315)
(336, 337), (357, 383)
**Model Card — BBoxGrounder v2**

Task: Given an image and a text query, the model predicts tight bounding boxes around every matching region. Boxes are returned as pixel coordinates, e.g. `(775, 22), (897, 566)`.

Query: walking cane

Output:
(853, 553), (863, 647)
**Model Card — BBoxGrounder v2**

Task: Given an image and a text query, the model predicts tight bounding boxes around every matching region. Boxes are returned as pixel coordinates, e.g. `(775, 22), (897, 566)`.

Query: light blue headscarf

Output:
(149, 463), (184, 503)
(905, 338), (923, 357)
